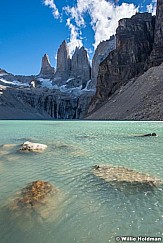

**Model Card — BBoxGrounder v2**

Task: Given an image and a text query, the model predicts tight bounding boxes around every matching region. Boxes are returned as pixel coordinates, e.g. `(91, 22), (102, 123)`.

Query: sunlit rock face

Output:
(150, 0), (163, 66)
(90, 35), (116, 89)
(39, 54), (55, 78)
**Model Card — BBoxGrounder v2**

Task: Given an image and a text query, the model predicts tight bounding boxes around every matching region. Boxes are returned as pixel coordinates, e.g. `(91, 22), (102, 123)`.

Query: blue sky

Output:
(0, 0), (157, 75)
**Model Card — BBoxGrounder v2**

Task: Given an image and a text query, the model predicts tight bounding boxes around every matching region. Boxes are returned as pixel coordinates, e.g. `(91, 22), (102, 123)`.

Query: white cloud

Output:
(66, 18), (83, 56)
(44, 0), (137, 52)
(44, 0), (60, 19)
(146, 0), (157, 15)
(64, 0), (137, 49)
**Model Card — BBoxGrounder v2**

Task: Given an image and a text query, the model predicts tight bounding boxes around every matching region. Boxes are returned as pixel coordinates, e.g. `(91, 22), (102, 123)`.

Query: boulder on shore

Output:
(20, 141), (47, 152)
(93, 165), (163, 187)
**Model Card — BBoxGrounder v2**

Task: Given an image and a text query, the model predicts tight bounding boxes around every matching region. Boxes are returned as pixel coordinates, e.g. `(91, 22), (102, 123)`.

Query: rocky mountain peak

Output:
(71, 46), (91, 83)
(56, 40), (71, 72)
(39, 54), (55, 78)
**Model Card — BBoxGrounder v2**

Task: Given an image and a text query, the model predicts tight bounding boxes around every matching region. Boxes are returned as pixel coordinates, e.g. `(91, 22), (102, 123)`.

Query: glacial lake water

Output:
(0, 120), (163, 243)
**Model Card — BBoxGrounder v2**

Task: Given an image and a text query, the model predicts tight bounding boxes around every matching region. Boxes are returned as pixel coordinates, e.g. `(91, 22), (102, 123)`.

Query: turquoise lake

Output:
(0, 120), (162, 243)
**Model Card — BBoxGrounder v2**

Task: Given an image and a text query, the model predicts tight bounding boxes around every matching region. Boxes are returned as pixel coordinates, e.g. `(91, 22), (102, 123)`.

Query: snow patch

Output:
(66, 78), (74, 83)
(38, 78), (53, 89)
(0, 78), (29, 87)
(0, 73), (8, 76)
(82, 80), (96, 91)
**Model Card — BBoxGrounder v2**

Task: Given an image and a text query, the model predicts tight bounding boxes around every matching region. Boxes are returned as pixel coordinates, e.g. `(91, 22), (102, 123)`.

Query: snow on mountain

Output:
(0, 78), (29, 87)
(38, 78), (53, 89)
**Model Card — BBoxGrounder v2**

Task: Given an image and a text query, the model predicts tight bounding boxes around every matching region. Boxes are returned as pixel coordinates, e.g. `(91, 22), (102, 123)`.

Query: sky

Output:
(0, 0), (157, 75)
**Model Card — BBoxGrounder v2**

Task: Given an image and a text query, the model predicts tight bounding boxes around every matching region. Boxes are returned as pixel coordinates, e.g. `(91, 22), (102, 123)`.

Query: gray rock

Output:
(150, 0), (163, 66)
(71, 46), (91, 88)
(54, 40), (71, 85)
(91, 35), (116, 89)
(88, 12), (155, 114)
(39, 54), (55, 78)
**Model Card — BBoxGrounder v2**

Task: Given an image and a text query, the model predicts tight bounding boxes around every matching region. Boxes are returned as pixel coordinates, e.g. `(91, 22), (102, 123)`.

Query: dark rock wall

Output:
(13, 89), (93, 119)
(150, 0), (163, 66)
(91, 36), (116, 90)
(87, 13), (156, 113)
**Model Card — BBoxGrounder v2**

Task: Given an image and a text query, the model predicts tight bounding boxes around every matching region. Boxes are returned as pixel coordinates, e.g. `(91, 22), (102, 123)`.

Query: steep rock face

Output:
(0, 87), (51, 119)
(54, 40), (71, 84)
(39, 54), (55, 78)
(54, 42), (91, 89)
(91, 35), (116, 89)
(71, 47), (91, 88)
(150, 0), (163, 66)
(13, 88), (94, 119)
(88, 12), (155, 113)
(86, 63), (163, 120)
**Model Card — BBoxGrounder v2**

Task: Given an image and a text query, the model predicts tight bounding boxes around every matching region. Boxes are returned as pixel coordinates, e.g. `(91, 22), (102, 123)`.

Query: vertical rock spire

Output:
(56, 40), (71, 73)
(39, 54), (55, 77)
(71, 46), (91, 82)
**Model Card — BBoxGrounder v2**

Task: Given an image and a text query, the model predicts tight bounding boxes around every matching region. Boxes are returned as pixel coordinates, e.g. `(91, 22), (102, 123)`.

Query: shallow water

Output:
(0, 120), (163, 243)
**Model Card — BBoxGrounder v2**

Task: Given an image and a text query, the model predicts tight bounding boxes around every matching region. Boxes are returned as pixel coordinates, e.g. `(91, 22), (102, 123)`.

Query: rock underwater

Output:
(7, 180), (64, 224)
(13, 181), (55, 208)
(93, 165), (163, 189)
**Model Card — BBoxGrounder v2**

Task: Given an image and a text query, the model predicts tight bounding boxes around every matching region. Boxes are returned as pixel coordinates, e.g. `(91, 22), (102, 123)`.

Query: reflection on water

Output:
(0, 121), (163, 243)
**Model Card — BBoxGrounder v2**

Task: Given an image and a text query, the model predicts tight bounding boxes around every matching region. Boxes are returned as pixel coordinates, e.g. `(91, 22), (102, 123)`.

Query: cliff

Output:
(90, 36), (116, 89)
(54, 40), (71, 84)
(87, 12), (156, 114)
(150, 0), (163, 66)
(0, 85), (94, 119)
(71, 46), (91, 88)
(86, 63), (163, 120)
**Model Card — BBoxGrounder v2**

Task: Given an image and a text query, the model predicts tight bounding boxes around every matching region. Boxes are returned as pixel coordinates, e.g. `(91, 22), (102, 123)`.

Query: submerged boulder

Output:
(20, 141), (47, 152)
(7, 180), (64, 224)
(15, 180), (56, 208)
(93, 165), (163, 187)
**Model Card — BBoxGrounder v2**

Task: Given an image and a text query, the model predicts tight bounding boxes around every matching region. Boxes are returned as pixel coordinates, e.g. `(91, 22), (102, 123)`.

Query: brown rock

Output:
(15, 180), (57, 208)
